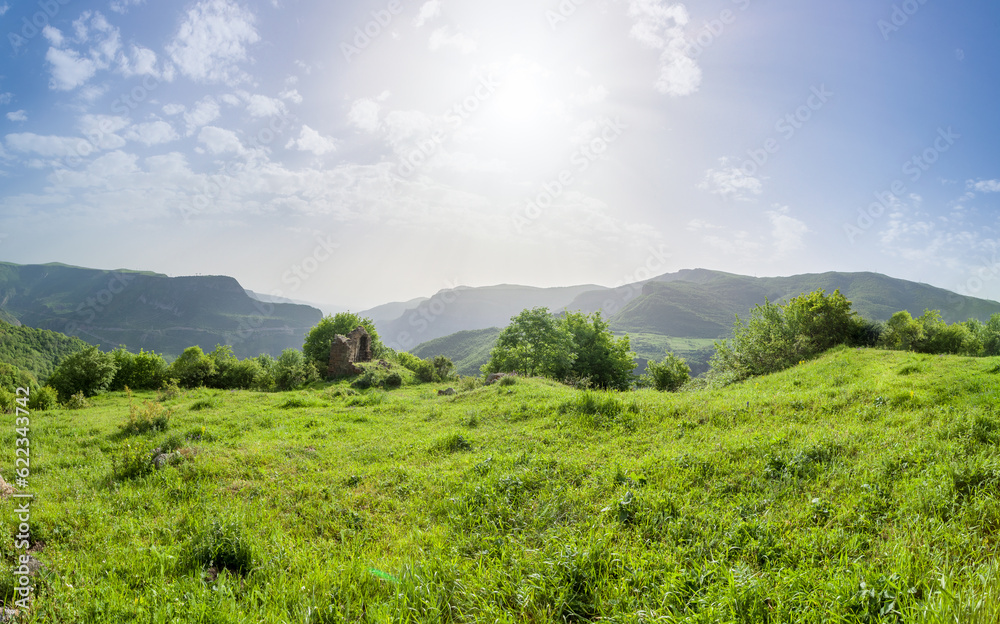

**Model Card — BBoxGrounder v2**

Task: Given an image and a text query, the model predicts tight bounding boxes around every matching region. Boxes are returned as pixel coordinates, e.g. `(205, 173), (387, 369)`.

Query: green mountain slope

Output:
(0, 262), (323, 359)
(411, 327), (502, 376)
(408, 270), (1000, 377)
(374, 284), (608, 351)
(0, 319), (90, 382)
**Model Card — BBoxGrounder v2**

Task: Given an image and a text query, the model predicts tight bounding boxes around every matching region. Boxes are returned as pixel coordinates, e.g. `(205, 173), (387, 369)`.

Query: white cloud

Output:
(166, 0), (260, 84)
(414, 0), (442, 27)
(969, 179), (1000, 193)
(766, 205), (808, 256)
(109, 0), (146, 13)
(699, 165), (763, 201)
(126, 121), (179, 146)
(245, 94), (287, 117)
(77, 115), (129, 150)
(280, 88), (303, 104)
(626, 1), (701, 97)
(348, 98), (381, 133)
(6, 111), (27, 122)
(428, 26), (477, 54)
(45, 47), (97, 91)
(0, 93), (11, 105)
(163, 103), (186, 116)
(198, 126), (244, 154)
(5, 133), (88, 158)
(0, 3), (9, 17)
(286, 125), (337, 155)
(119, 44), (174, 80)
(43, 25), (64, 47)
(184, 97), (221, 134)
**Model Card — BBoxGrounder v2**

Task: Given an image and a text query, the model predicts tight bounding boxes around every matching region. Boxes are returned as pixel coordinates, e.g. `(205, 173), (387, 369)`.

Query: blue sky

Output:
(0, 0), (998, 310)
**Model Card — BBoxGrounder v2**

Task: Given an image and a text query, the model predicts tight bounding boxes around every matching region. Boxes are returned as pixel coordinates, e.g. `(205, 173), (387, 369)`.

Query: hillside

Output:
(369, 283), (608, 350)
(411, 327), (502, 375)
(5, 348), (1000, 620)
(0, 262), (323, 359)
(408, 270), (1000, 375)
(0, 319), (89, 382)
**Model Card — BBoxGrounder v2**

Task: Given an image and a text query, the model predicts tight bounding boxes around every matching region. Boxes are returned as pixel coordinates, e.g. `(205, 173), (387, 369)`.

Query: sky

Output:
(0, 0), (998, 311)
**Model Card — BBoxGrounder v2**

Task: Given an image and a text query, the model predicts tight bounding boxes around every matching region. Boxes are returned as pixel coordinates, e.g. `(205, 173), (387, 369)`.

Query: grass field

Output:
(4, 347), (1000, 622)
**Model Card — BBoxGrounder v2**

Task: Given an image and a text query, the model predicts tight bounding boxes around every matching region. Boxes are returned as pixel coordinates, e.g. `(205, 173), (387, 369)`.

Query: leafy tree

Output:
(302, 313), (385, 373)
(483, 307), (576, 379)
(0, 362), (37, 393)
(709, 290), (867, 384)
(206, 345), (239, 388)
(784, 289), (858, 353)
(28, 386), (59, 411)
(47, 345), (118, 399)
(168, 346), (216, 388)
(561, 311), (635, 390)
(109, 347), (167, 391)
(880, 311), (924, 351)
(274, 349), (319, 391)
(983, 314), (1000, 356)
(641, 352), (690, 392)
(413, 355), (456, 383)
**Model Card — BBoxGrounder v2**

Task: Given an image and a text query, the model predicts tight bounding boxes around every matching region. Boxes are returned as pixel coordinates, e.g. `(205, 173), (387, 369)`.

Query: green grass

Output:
(4, 347), (1000, 622)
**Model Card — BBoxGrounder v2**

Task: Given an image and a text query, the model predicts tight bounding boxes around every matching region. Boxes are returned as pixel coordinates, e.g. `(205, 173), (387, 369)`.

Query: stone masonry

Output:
(328, 326), (373, 377)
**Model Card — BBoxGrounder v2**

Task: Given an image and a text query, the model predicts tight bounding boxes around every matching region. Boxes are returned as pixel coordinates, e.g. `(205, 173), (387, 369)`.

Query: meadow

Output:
(3, 346), (1000, 622)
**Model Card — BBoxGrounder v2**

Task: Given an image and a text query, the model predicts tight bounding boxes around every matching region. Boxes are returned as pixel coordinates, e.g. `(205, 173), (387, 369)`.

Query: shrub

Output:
(109, 348), (167, 391)
(112, 438), (156, 480)
(498, 375), (517, 387)
(397, 351), (423, 373)
(273, 349), (318, 391)
(458, 376), (483, 392)
(168, 346), (216, 388)
(158, 379), (181, 402)
(27, 386), (58, 411)
(48, 345), (118, 399)
(641, 352), (690, 391)
(430, 432), (473, 454)
(64, 392), (90, 410)
(120, 388), (171, 435)
(0, 388), (15, 414)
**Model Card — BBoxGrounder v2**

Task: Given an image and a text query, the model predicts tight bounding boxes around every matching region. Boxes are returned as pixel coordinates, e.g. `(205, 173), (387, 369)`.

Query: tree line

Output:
(7, 289), (1000, 410)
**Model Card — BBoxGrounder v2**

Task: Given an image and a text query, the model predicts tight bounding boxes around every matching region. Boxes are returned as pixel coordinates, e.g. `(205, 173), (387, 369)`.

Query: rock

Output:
(328, 326), (374, 378)
(437, 388), (456, 396)
(485, 373), (513, 385)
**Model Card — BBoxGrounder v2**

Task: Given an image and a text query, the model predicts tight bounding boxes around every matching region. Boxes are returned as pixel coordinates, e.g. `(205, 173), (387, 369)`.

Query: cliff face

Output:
(0, 262), (323, 358)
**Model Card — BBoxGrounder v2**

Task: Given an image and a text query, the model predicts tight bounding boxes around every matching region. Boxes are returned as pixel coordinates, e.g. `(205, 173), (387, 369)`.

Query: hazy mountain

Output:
(0, 262), (323, 359)
(368, 283), (609, 351)
(408, 269), (1000, 376)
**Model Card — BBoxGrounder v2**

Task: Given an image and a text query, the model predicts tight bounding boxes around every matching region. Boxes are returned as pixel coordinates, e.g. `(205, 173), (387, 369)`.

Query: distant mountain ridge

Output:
(393, 269), (1000, 375)
(0, 262), (323, 359)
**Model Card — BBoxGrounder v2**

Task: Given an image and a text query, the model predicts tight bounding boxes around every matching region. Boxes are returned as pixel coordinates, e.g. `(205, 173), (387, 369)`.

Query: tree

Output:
(168, 346), (216, 388)
(0, 362), (37, 393)
(47, 346), (118, 399)
(709, 290), (866, 384)
(561, 311), (635, 390)
(483, 307), (576, 379)
(880, 311), (924, 351)
(303, 313), (385, 373)
(109, 347), (167, 391)
(641, 352), (690, 392)
(983, 314), (1000, 356)
(274, 349), (318, 391)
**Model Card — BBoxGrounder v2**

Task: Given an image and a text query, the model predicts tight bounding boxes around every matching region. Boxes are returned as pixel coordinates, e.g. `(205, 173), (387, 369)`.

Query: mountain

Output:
(0, 319), (91, 382)
(0, 262), (323, 359)
(367, 283), (609, 351)
(411, 327), (502, 376)
(405, 269), (1000, 376)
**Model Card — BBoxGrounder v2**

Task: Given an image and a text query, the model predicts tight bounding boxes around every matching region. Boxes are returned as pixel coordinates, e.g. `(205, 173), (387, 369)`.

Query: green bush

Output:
(48, 345), (118, 399)
(641, 352), (690, 391)
(0, 388), (15, 414)
(120, 389), (171, 435)
(112, 438), (156, 480)
(168, 346), (216, 389)
(109, 347), (167, 391)
(302, 312), (387, 373)
(27, 386), (58, 411)
(273, 349), (318, 391)
(64, 391), (90, 410)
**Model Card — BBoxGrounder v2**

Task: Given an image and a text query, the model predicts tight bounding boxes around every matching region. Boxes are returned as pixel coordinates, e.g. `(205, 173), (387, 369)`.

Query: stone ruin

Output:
(328, 326), (373, 378)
